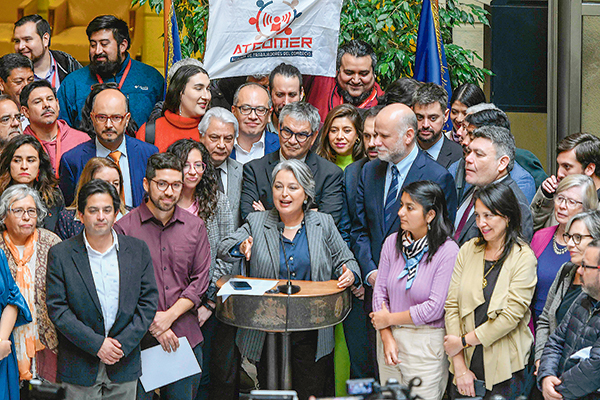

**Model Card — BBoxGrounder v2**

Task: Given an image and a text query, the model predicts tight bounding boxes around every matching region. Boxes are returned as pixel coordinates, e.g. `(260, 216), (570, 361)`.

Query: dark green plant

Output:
(133, 0), (491, 90)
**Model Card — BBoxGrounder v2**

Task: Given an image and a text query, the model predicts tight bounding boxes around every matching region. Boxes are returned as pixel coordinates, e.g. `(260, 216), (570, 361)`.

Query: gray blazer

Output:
(218, 208), (361, 362)
(226, 157), (243, 228)
(534, 261), (577, 360)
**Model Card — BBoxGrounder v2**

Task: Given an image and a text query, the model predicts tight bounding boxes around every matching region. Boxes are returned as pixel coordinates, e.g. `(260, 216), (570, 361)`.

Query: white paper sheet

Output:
(139, 337), (201, 392)
(217, 278), (279, 301)
(570, 346), (592, 360)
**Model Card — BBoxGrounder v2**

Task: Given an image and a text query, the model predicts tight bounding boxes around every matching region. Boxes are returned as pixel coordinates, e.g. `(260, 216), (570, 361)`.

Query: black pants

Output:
(208, 321), (240, 400)
(257, 330), (334, 400)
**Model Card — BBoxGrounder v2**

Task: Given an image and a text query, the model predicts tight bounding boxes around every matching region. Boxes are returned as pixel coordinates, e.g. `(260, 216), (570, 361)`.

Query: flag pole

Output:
(164, 0), (172, 74)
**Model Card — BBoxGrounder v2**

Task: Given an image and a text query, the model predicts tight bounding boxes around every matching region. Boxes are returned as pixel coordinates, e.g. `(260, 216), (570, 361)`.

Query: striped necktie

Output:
(384, 165), (399, 230)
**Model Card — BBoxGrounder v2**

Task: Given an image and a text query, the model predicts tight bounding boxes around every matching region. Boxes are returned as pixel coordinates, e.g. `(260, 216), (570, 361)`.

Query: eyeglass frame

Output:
(580, 263), (600, 270)
(279, 126), (314, 144)
(150, 178), (184, 192)
(90, 112), (129, 124)
(0, 113), (24, 126)
(183, 161), (206, 174)
(9, 207), (38, 219)
(563, 232), (594, 245)
(233, 104), (270, 116)
(554, 194), (584, 209)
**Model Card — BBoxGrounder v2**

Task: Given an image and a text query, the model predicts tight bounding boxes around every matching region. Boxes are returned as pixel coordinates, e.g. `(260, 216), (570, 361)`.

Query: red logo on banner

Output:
(248, 0), (302, 40)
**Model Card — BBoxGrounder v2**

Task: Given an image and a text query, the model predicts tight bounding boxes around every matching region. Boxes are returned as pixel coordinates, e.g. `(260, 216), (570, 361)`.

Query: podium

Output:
(216, 276), (352, 390)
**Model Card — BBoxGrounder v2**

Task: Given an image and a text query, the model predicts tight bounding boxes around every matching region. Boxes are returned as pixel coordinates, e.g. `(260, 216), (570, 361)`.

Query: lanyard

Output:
(30, 130), (62, 179)
(96, 59), (132, 89)
(50, 58), (58, 88)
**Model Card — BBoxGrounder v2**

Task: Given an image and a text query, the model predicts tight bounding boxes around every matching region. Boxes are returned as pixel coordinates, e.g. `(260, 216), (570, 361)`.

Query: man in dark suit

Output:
(199, 106), (244, 228)
(351, 103), (457, 370)
(454, 125), (534, 245)
(46, 179), (158, 398)
(241, 101), (345, 226)
(230, 83), (280, 163)
(413, 82), (462, 169)
(58, 87), (158, 208)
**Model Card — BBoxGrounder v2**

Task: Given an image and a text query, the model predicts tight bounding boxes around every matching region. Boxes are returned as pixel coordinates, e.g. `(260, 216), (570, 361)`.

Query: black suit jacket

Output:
(240, 150), (344, 225)
(343, 157), (369, 230)
(351, 149), (457, 280)
(455, 175), (534, 246)
(436, 136), (464, 169)
(46, 233), (158, 386)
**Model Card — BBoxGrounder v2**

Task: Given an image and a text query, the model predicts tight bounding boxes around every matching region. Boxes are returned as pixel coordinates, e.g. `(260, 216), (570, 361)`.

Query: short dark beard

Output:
(338, 86), (373, 106)
(89, 53), (124, 78)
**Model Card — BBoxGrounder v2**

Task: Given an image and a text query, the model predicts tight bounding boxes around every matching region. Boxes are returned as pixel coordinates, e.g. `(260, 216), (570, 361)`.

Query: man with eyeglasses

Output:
(0, 95), (23, 148)
(538, 238), (600, 400)
(21, 80), (89, 173)
(115, 152), (210, 400)
(0, 53), (34, 114)
(58, 87), (158, 208)
(230, 82), (279, 164)
(240, 101), (345, 227)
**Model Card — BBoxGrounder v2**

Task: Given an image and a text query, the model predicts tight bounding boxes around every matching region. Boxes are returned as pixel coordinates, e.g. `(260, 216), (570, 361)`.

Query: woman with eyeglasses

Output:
(530, 174), (598, 324)
(534, 210), (600, 373)
(54, 157), (128, 240)
(316, 104), (365, 170)
(0, 184), (61, 383)
(137, 65), (211, 152)
(0, 135), (64, 232)
(449, 83), (486, 144)
(166, 139), (234, 399)
(444, 182), (537, 399)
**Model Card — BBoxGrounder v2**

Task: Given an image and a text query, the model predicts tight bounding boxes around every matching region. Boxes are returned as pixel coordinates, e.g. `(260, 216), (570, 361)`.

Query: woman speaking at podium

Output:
(218, 159), (361, 400)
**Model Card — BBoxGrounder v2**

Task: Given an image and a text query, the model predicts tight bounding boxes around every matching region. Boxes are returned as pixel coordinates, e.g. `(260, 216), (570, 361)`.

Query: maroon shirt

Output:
(115, 201), (210, 348)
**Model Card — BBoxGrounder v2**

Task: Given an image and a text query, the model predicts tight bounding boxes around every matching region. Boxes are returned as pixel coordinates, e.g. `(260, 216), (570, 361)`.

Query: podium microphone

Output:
(276, 222), (301, 294)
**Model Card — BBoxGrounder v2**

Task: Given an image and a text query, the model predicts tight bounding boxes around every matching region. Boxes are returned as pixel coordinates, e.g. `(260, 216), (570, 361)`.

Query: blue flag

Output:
(413, 0), (452, 103)
(165, 2), (182, 96)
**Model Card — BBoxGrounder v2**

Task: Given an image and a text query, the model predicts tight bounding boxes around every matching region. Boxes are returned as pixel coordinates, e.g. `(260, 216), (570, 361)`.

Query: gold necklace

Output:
(553, 231), (568, 255)
(482, 261), (497, 289)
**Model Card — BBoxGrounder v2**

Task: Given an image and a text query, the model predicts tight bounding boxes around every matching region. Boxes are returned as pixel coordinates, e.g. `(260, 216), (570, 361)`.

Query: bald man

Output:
(58, 87), (158, 207)
(350, 104), (457, 367)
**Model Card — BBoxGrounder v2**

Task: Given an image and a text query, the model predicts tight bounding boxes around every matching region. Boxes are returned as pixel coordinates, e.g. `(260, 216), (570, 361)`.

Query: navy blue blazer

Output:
(46, 233), (158, 386)
(351, 150), (457, 280)
(58, 135), (158, 207)
(230, 129), (280, 160)
(343, 157), (369, 229)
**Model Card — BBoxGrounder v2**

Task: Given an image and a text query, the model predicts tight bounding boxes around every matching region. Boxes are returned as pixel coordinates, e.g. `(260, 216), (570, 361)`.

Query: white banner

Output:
(204, 0), (343, 79)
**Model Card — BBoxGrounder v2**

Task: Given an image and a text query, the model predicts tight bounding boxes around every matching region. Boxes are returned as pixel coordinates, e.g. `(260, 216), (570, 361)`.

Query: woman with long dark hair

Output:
(0, 135), (64, 231)
(444, 182), (537, 399)
(370, 180), (458, 400)
(137, 65), (211, 152)
(449, 83), (486, 143)
(316, 104), (365, 170)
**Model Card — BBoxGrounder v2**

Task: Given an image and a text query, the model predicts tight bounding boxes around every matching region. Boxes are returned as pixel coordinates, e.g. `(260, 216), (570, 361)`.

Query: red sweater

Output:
(136, 109), (201, 152)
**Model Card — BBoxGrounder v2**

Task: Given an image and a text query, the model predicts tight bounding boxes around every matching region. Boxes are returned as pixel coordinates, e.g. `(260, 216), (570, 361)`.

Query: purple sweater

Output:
(373, 235), (459, 328)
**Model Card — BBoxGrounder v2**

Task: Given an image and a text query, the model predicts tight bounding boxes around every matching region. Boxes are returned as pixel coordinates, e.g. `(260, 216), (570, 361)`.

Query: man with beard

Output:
(351, 103), (457, 374)
(267, 62), (304, 134)
(115, 153), (210, 400)
(0, 95), (23, 148)
(20, 80), (89, 172)
(412, 83), (462, 169)
(13, 14), (82, 90)
(538, 235), (600, 400)
(307, 40), (384, 123)
(0, 53), (34, 107)
(58, 87), (158, 207)
(57, 15), (163, 129)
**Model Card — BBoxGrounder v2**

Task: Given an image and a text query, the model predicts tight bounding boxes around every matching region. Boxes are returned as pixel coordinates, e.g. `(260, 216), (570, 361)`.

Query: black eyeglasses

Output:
(563, 232), (594, 245)
(91, 113), (128, 124)
(280, 127), (313, 144)
(233, 105), (269, 116)
(581, 263), (600, 269)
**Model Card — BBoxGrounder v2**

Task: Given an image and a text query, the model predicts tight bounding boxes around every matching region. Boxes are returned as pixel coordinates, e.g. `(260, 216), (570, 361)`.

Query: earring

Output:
(427, 222), (431, 231)
(304, 199), (308, 205)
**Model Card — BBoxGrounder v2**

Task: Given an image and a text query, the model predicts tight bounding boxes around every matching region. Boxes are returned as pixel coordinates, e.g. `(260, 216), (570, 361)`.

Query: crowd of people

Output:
(0, 11), (599, 400)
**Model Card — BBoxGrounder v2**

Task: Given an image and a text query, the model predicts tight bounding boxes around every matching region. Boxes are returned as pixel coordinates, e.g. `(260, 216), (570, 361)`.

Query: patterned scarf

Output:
(398, 231), (429, 289)
(3, 229), (44, 380)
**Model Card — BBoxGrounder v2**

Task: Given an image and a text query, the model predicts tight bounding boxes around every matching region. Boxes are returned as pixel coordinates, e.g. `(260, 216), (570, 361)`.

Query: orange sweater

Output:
(136, 109), (201, 152)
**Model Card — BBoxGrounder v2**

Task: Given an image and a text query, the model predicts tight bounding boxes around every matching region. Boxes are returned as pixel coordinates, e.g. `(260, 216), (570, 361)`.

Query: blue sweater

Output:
(57, 54), (164, 129)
